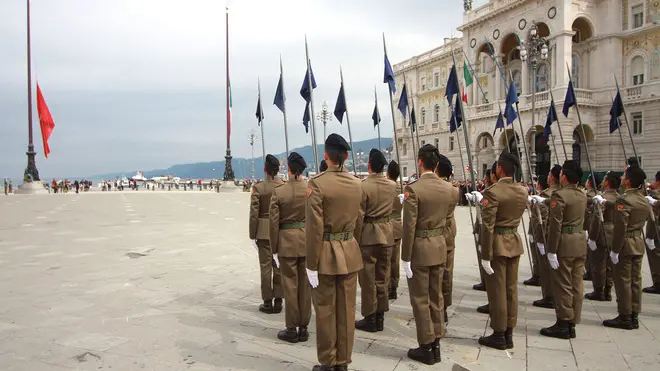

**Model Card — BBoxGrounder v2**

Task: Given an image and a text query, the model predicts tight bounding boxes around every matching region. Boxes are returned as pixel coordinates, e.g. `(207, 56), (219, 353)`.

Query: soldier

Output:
(435, 155), (458, 323)
(387, 161), (403, 300)
(643, 171), (660, 294)
(583, 176), (600, 281)
(306, 133), (363, 371)
(249, 154), (284, 314)
(530, 164), (563, 310)
(472, 167), (493, 293)
(540, 160), (587, 339)
(603, 165), (651, 330)
(269, 152), (311, 343)
(354, 149), (395, 332)
(523, 176), (542, 288)
(472, 153), (528, 350)
(472, 162), (498, 316)
(586, 172), (620, 301)
(401, 144), (453, 365)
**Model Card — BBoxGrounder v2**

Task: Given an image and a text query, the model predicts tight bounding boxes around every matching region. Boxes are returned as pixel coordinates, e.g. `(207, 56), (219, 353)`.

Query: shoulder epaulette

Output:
(311, 172), (326, 180)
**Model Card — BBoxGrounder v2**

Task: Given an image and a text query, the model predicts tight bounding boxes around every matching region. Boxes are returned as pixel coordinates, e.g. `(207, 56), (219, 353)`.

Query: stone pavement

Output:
(1, 191), (660, 371)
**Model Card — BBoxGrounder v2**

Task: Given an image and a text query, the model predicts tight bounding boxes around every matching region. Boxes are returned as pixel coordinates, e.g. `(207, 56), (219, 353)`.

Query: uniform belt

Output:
(562, 226), (582, 234)
(280, 222), (305, 230)
(494, 227), (517, 235)
(323, 231), (354, 241)
(625, 230), (642, 238)
(364, 216), (390, 224)
(414, 228), (444, 238)
(389, 213), (401, 220)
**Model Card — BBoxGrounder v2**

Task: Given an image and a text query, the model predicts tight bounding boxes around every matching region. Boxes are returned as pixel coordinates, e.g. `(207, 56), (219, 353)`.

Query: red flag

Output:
(462, 87), (468, 103)
(36, 83), (55, 158)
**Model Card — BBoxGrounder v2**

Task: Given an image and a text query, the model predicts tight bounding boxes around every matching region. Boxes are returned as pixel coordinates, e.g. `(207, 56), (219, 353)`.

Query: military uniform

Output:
(531, 186), (555, 304)
(389, 184), (403, 298)
(586, 189), (617, 300)
(643, 190), (660, 293)
(269, 178), (311, 336)
(584, 189), (596, 279)
(249, 177), (284, 309)
(442, 180), (460, 313)
(306, 165), (363, 368)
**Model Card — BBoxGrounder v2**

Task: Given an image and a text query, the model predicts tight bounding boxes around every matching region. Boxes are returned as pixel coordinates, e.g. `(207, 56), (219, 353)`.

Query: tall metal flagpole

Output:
(280, 56), (290, 158)
(383, 33), (404, 191)
(339, 66), (357, 175)
(258, 78), (266, 163)
(402, 73), (419, 177)
(375, 86), (382, 151)
(222, 7), (235, 181)
(304, 36), (319, 172)
(24, 0), (40, 182)
(548, 90), (568, 161)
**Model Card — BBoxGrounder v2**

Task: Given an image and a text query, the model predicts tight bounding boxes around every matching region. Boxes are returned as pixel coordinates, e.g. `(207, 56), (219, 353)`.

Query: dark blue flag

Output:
(562, 80), (576, 117)
(543, 101), (558, 139)
(504, 80), (518, 124)
(273, 74), (285, 113)
(255, 95), (264, 125)
(450, 93), (463, 133)
(384, 55), (396, 94)
(410, 106), (417, 132)
(445, 64), (459, 104)
(397, 83), (408, 118)
(492, 111), (505, 136)
(609, 90), (624, 133)
(334, 83), (347, 123)
(300, 64), (317, 102)
(302, 102), (310, 133)
(372, 102), (381, 127)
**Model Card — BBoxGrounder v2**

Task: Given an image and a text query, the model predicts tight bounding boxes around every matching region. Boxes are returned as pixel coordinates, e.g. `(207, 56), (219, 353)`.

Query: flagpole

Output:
(548, 90), (568, 161)
(409, 78), (421, 151)
(24, 0), (40, 182)
(402, 73), (419, 177)
(375, 86), (382, 151)
(280, 56), (290, 158)
(305, 36), (319, 172)
(383, 33), (404, 191)
(222, 6), (235, 181)
(258, 78), (266, 163)
(340, 66), (357, 175)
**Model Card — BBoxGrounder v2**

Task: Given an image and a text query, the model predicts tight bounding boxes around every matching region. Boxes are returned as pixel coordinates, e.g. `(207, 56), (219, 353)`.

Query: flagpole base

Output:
(25, 147), (40, 182)
(15, 180), (48, 195)
(222, 151), (235, 181)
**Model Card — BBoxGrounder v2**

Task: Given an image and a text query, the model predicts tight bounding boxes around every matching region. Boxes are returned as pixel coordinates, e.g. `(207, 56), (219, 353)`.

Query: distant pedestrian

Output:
(3, 179), (7, 195)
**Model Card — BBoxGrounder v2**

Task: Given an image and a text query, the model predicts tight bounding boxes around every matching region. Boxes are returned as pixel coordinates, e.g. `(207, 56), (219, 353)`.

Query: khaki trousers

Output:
(389, 239), (401, 291)
(591, 245), (613, 289)
(614, 255), (643, 315)
(257, 239), (282, 301)
(530, 239), (540, 277)
(280, 257), (311, 328)
(550, 257), (585, 323)
(358, 244), (392, 316)
(442, 248), (455, 308)
(485, 256), (520, 332)
(312, 273), (358, 367)
(539, 252), (554, 299)
(647, 237), (660, 285)
(407, 265), (445, 345)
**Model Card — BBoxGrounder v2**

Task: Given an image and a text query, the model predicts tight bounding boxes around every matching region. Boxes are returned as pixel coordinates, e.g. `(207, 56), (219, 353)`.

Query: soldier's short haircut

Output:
(550, 164), (562, 182)
(655, 170), (660, 182)
(497, 152), (520, 177)
(387, 160), (400, 181)
(417, 144), (440, 172)
(265, 154), (280, 177)
(626, 165), (646, 189)
(562, 160), (582, 184)
(605, 171), (621, 190)
(319, 160), (328, 172)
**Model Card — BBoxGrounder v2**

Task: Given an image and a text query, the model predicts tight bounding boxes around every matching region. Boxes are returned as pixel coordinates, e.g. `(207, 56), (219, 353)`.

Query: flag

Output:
(562, 80), (576, 117)
(462, 88), (468, 103)
(463, 62), (472, 102)
(302, 102), (310, 133)
(36, 83), (55, 159)
(300, 64), (317, 102)
(384, 54), (396, 94)
(609, 90), (624, 133)
(504, 80), (518, 124)
(543, 101), (558, 139)
(445, 64), (459, 104)
(273, 74), (285, 113)
(492, 111), (505, 136)
(410, 106), (417, 132)
(255, 94), (264, 125)
(450, 93), (463, 133)
(397, 83), (408, 118)
(334, 83), (347, 123)
(372, 101), (381, 128)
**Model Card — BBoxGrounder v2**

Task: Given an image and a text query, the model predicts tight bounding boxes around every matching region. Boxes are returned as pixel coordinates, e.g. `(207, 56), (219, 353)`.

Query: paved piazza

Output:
(1, 191), (660, 371)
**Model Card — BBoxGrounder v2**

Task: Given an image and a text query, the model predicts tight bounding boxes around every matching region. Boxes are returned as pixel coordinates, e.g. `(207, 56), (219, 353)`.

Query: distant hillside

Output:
(90, 137), (393, 180)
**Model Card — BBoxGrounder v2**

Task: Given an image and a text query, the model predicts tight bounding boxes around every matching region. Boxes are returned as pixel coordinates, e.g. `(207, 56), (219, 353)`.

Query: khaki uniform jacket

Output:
(530, 187), (553, 244)
(588, 190), (618, 247)
(249, 177), (285, 240)
(443, 181), (459, 251)
(480, 178), (528, 260)
(269, 179), (307, 257)
(305, 166), (364, 275)
(612, 189), (651, 256)
(391, 183), (403, 241)
(645, 190), (659, 240)
(355, 174), (396, 246)
(401, 172), (453, 267)
(547, 184), (587, 258)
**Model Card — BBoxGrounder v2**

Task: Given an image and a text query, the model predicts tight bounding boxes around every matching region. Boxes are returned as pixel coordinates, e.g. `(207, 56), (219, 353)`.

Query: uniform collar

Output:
(420, 172), (436, 179)
(563, 184), (578, 189)
(498, 177), (513, 184)
(624, 188), (641, 195)
(327, 165), (346, 173)
(604, 189), (617, 194)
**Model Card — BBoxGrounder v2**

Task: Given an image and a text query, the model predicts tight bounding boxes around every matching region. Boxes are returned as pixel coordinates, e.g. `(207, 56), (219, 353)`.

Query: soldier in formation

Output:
(643, 171), (660, 294)
(387, 161), (403, 300)
(436, 155), (459, 323)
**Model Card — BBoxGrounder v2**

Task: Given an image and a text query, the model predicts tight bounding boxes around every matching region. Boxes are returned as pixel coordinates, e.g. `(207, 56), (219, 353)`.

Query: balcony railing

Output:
(626, 86), (642, 99)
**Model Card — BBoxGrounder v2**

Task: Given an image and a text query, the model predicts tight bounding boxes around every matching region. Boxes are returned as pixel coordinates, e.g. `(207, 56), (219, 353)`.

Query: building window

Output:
(421, 108), (426, 126)
(536, 63), (549, 92)
(632, 112), (643, 135)
(434, 104), (440, 122)
(571, 55), (580, 88)
(449, 136), (455, 151)
(421, 77), (426, 91)
(403, 143), (407, 156)
(482, 136), (489, 149)
(632, 56), (645, 85)
(403, 167), (408, 177)
(633, 4), (644, 29)
(434, 72), (440, 87)
(434, 138), (439, 148)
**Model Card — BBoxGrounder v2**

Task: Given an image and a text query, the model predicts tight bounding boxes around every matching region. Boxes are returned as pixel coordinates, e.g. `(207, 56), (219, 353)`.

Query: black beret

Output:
(387, 160), (400, 180)
(587, 173), (602, 187)
(561, 159), (582, 179)
(325, 133), (351, 151)
(265, 154), (280, 169)
(550, 164), (562, 180)
(319, 160), (328, 172)
(369, 149), (387, 169)
(498, 152), (520, 167)
(656, 171), (660, 182)
(287, 152), (307, 173)
(627, 157), (640, 167)
(419, 143), (437, 154)
(436, 154), (452, 175)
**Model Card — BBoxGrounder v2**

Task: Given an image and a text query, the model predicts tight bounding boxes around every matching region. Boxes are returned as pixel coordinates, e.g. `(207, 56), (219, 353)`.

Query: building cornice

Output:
(458, 0), (531, 32)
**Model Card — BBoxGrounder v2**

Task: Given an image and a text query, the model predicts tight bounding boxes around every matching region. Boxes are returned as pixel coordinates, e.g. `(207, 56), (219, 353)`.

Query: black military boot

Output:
(473, 282), (486, 291)
(533, 297), (555, 309)
(505, 328), (514, 349)
(432, 338), (441, 363)
(477, 304), (490, 314)
(355, 314), (378, 333)
(585, 287), (607, 301)
(540, 319), (571, 339)
(569, 323), (576, 339)
(259, 300), (274, 314)
(333, 365), (348, 371)
(631, 312), (639, 329)
(407, 343), (435, 365)
(444, 309), (449, 324)
(311, 365), (333, 371)
(478, 331), (507, 350)
(298, 326), (309, 342)
(273, 298), (283, 313)
(604, 286), (613, 301)
(389, 288), (398, 300)
(603, 314), (634, 330)
(375, 312), (385, 331)
(523, 276), (541, 287)
(642, 284), (660, 294)
(277, 327), (299, 343)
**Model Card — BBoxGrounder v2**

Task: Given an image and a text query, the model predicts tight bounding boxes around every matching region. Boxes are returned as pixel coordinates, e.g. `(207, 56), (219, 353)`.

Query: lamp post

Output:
(248, 130), (257, 181)
(316, 101), (332, 145)
(519, 22), (548, 178)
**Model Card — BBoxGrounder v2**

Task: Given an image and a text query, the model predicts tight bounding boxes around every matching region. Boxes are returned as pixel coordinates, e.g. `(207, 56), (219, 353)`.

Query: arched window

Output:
(571, 55), (580, 88)
(434, 104), (440, 122)
(511, 70), (522, 95)
(421, 108), (426, 126)
(632, 56), (645, 85)
(536, 63), (550, 92)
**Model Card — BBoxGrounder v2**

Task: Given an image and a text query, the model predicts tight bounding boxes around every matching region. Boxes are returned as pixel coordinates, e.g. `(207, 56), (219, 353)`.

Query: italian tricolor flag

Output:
(463, 62), (473, 103)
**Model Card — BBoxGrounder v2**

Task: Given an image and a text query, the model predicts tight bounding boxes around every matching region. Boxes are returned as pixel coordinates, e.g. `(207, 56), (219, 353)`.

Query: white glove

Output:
(481, 259), (494, 275)
(306, 268), (319, 288)
(471, 191), (483, 204)
(528, 234), (534, 245)
(646, 238), (656, 251)
(252, 240), (258, 250)
(593, 195), (606, 205)
(645, 196), (657, 205)
(610, 251), (619, 265)
(403, 261), (413, 279)
(273, 253), (280, 268)
(588, 239), (597, 251)
(527, 195), (533, 204)
(547, 253), (559, 270)
(465, 193), (475, 203)
(585, 231), (589, 241)
(398, 194), (405, 204)
(537, 243), (546, 256)
(531, 195), (546, 204)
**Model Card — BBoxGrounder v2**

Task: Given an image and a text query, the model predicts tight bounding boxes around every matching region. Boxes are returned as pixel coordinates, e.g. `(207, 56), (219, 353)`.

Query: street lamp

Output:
(316, 101), (332, 143)
(519, 21), (548, 177)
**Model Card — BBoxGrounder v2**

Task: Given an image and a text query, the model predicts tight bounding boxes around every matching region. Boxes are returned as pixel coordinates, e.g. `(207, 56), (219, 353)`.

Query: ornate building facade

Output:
(392, 0), (660, 181)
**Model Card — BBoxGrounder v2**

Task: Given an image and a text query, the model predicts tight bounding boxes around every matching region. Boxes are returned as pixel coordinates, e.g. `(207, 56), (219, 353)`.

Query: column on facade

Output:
(555, 33), (572, 88)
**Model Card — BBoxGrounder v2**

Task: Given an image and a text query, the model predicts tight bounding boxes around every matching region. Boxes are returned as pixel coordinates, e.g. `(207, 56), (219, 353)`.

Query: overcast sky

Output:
(0, 0), (477, 178)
